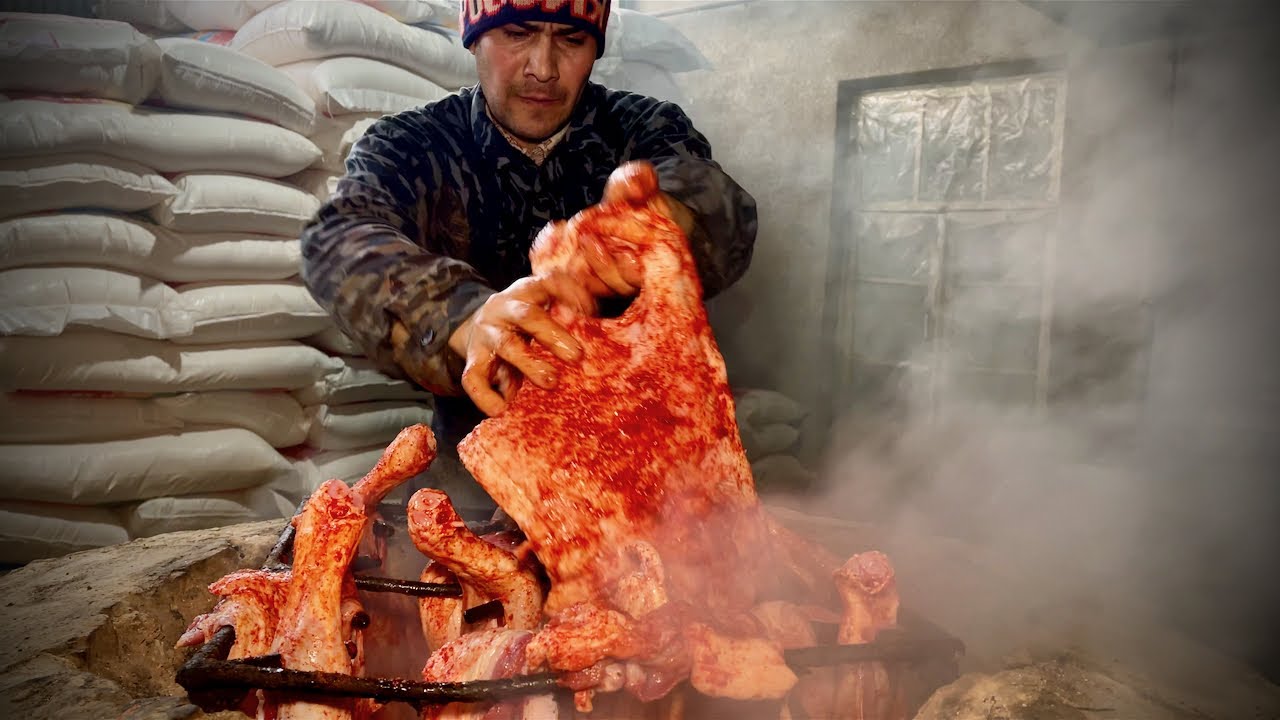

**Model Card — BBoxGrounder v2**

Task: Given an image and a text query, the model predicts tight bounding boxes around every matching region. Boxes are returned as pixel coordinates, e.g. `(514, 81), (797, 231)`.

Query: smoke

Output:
(828, 4), (1279, 684)
(663, 0), (1280, 688)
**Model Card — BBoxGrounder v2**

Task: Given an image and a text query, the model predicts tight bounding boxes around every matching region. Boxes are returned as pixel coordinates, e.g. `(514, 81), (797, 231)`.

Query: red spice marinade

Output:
(458, 163), (772, 623)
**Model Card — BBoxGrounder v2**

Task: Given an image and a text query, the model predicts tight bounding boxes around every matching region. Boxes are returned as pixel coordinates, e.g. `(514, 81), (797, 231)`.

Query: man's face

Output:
(473, 21), (597, 144)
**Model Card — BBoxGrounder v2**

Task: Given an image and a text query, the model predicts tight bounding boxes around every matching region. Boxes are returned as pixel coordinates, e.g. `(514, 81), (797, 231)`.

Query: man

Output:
(300, 0), (756, 508)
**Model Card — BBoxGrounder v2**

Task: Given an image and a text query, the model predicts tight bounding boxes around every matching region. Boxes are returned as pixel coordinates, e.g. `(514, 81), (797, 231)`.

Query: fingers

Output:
(494, 363), (522, 403)
(603, 161), (658, 205)
(461, 343), (506, 417)
(498, 285), (583, 364)
(461, 333), (557, 418)
(580, 235), (636, 297)
(458, 274), (591, 416)
(491, 333), (558, 394)
(538, 270), (599, 318)
(493, 330), (556, 389)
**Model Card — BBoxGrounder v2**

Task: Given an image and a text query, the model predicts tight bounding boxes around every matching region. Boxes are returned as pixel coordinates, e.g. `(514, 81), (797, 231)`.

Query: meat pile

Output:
(178, 163), (906, 719)
(177, 423), (438, 719)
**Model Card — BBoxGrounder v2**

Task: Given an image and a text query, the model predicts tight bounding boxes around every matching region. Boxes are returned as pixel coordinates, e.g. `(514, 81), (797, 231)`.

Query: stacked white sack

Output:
(237, 0), (451, 374)
(289, 356), (434, 501)
(288, 353), (495, 515)
(135, 3), (451, 511)
(231, 1), (474, 93)
(588, 8), (711, 106)
(135, 20), (334, 535)
(212, 0), (470, 199)
(98, 0), (457, 36)
(0, 12), (330, 561)
(733, 388), (818, 494)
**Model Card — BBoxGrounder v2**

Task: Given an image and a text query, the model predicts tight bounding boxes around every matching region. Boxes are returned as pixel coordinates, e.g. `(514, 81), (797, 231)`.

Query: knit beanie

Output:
(460, 0), (612, 58)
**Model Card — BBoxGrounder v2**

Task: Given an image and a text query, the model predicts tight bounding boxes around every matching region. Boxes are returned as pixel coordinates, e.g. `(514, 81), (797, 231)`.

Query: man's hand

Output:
(574, 232), (644, 299)
(565, 191), (691, 301)
(602, 160), (696, 236)
(448, 272), (593, 417)
(530, 162), (695, 302)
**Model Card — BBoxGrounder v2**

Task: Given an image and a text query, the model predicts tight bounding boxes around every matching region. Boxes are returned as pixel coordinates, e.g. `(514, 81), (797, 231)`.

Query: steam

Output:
(660, 0), (1280, 684)
(818, 11), (1280, 680)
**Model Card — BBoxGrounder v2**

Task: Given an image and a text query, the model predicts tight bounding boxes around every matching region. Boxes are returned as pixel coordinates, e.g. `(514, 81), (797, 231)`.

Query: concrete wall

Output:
(653, 1), (1076, 451)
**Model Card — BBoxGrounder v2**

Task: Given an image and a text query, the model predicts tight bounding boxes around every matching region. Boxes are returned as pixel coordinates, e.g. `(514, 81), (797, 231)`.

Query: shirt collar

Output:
(486, 105), (569, 166)
(470, 83), (606, 166)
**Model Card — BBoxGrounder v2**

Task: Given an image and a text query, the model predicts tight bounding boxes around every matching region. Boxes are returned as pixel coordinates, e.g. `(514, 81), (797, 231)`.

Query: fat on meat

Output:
(418, 561), (466, 653)
(419, 628), (545, 720)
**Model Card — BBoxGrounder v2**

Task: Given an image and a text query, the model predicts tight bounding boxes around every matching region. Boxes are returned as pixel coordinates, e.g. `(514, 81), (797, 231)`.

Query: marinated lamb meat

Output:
(177, 569), (288, 660)
(457, 162), (796, 701)
(177, 425), (438, 720)
(176, 163), (915, 717)
(418, 561), (467, 653)
(353, 425), (438, 509)
(830, 550), (908, 720)
(176, 569), (290, 719)
(836, 551), (899, 646)
(407, 488), (543, 632)
(273, 479), (368, 720)
(419, 628), (549, 720)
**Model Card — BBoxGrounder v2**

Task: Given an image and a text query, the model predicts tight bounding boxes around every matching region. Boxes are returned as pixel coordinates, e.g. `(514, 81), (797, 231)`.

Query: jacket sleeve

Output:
(300, 114), (494, 396)
(620, 100), (758, 299)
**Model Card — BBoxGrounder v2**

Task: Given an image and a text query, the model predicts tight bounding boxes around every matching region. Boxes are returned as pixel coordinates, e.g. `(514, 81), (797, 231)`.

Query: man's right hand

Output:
(448, 272), (594, 417)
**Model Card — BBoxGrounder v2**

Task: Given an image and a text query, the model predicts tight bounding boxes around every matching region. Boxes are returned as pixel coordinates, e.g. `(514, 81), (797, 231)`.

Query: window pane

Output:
(856, 212), (936, 281)
(989, 78), (1060, 201)
(920, 87), (988, 201)
(856, 92), (920, 203)
(944, 369), (1038, 407)
(852, 282), (931, 364)
(943, 285), (1042, 372)
(837, 359), (930, 416)
(945, 211), (1050, 285)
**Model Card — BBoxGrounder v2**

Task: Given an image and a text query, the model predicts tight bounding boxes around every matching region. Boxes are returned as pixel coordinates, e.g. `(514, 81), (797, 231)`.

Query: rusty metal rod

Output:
(180, 656), (562, 705)
(352, 575), (462, 597)
(783, 628), (964, 668)
(186, 626), (236, 665)
(463, 599), (504, 624)
(262, 503), (303, 568)
(177, 623), (959, 709)
(185, 505), (963, 708)
(176, 627), (249, 712)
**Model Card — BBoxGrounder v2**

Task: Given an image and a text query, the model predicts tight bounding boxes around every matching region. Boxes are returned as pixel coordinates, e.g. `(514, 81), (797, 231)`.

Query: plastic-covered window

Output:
(837, 72), (1067, 413)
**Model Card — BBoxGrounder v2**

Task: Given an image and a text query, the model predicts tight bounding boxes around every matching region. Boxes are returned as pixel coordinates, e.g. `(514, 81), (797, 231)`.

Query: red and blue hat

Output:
(460, 0), (612, 58)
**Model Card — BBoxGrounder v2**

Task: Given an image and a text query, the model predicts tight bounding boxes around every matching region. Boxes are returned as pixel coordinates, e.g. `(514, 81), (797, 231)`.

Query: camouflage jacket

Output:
(301, 82), (757, 436)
